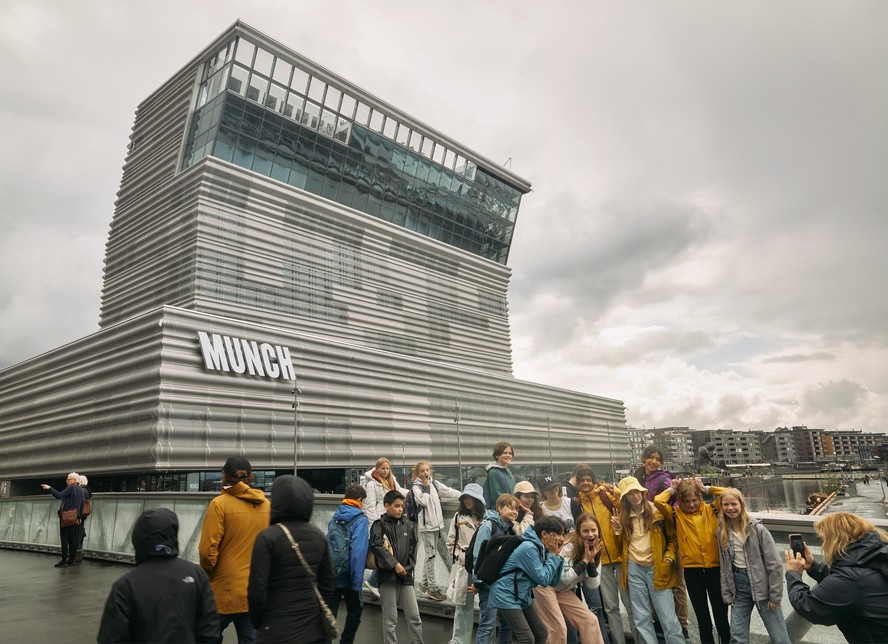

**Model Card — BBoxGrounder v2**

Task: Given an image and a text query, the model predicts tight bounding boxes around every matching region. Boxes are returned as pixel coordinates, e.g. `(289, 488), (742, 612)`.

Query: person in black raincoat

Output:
(248, 475), (334, 643)
(97, 508), (220, 643)
(785, 512), (888, 643)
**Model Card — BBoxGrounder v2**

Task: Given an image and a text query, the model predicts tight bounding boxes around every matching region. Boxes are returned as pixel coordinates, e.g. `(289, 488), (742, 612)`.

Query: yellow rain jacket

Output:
(199, 481), (270, 614)
(654, 485), (724, 569)
(614, 504), (679, 591)
(573, 483), (622, 565)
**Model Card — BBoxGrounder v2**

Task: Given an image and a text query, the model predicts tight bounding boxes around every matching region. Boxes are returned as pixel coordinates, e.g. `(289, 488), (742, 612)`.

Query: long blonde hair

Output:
(411, 460), (431, 482)
(816, 512), (888, 566)
(717, 488), (750, 549)
(374, 457), (397, 491)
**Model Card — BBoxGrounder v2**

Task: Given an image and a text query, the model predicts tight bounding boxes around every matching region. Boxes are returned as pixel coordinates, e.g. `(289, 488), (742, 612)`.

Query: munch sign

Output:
(197, 331), (295, 381)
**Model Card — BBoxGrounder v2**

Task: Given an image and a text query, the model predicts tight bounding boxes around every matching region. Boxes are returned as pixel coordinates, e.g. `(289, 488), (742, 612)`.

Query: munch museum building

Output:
(0, 22), (628, 496)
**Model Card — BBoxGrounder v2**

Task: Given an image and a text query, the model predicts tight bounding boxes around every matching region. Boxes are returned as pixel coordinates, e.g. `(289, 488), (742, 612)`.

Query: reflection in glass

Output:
(302, 101), (321, 129)
(432, 143), (445, 165)
(324, 86), (341, 110)
(266, 83), (286, 113)
(290, 67), (309, 95)
(354, 102), (371, 126)
(272, 58), (292, 85)
(253, 47), (274, 77)
(395, 124), (410, 146)
(408, 131), (422, 153)
(420, 138), (433, 158)
(247, 74), (268, 104)
(383, 117), (397, 140)
(228, 64), (249, 96)
(369, 110), (384, 133)
(234, 38), (255, 66)
(339, 94), (356, 120)
(285, 93), (304, 121)
(308, 77), (326, 102)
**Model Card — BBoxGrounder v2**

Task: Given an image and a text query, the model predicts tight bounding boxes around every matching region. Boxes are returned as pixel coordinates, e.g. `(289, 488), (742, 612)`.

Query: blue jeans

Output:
(729, 568), (790, 644)
(627, 561), (683, 644)
(476, 587), (512, 644)
(219, 612), (256, 644)
(582, 583), (610, 644)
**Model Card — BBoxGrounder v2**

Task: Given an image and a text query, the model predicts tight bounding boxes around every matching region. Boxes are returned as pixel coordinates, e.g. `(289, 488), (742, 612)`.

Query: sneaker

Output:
(427, 589), (448, 602)
(53, 560), (68, 568)
(363, 579), (380, 600)
(416, 583), (429, 597)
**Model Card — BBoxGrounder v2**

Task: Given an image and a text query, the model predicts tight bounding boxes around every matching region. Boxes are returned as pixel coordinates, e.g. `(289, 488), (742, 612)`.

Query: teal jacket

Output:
(488, 525), (563, 610)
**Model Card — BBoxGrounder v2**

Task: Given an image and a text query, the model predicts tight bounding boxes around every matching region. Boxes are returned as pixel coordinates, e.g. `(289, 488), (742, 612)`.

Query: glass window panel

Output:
(354, 102), (371, 126)
(369, 110), (384, 133)
(319, 109), (337, 137)
(272, 58), (292, 85)
(464, 160), (477, 180)
(408, 131), (422, 153)
(324, 86), (341, 110)
(234, 39), (255, 66)
(444, 148), (457, 170)
(228, 64), (249, 96)
(383, 117), (398, 140)
(284, 93), (304, 122)
(334, 118), (352, 143)
(339, 94), (356, 120)
(302, 101), (321, 129)
(416, 158), (431, 182)
(246, 74), (268, 104)
(455, 154), (467, 175)
(395, 124), (410, 146)
(421, 137), (434, 158)
(253, 47), (274, 77)
(308, 77), (326, 102)
(266, 83), (286, 113)
(432, 142), (445, 165)
(290, 67), (309, 95)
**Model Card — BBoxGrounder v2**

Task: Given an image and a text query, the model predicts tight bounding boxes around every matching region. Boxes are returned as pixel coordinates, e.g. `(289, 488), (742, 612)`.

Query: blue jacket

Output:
(488, 525), (563, 610)
(471, 508), (515, 585)
(329, 503), (369, 591)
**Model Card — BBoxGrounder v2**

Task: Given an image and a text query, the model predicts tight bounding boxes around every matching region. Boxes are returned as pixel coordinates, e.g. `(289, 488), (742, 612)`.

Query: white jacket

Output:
(360, 468), (407, 526)
(556, 541), (601, 592)
(411, 478), (460, 532)
(445, 513), (482, 604)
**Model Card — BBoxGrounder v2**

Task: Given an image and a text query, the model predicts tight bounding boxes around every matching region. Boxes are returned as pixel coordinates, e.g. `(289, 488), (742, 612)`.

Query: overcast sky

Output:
(1, 1), (885, 433)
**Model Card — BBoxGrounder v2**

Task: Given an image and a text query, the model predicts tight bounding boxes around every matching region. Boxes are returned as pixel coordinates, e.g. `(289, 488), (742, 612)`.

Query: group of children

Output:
(331, 442), (794, 644)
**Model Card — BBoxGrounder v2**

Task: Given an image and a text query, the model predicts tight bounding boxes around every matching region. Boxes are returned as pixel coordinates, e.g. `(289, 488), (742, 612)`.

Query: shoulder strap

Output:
(598, 489), (616, 514)
(278, 524), (340, 639)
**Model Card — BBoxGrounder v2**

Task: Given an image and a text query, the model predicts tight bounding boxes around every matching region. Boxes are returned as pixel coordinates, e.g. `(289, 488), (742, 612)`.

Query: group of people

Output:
(40, 443), (888, 644)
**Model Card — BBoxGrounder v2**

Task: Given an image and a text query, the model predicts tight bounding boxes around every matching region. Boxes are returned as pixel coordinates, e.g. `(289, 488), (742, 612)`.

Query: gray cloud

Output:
(761, 352), (837, 364)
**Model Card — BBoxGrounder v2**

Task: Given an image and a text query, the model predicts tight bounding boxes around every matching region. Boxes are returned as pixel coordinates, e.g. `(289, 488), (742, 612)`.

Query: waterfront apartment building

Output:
(761, 427), (798, 464)
(788, 426), (834, 465)
(691, 429), (764, 467)
(0, 22), (627, 495)
(824, 430), (882, 464)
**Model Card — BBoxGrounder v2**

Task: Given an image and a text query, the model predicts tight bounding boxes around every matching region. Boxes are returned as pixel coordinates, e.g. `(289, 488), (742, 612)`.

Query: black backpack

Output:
(473, 533), (524, 585)
(464, 519), (514, 575)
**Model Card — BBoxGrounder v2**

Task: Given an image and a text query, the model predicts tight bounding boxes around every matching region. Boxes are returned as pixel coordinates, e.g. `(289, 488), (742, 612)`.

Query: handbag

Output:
(81, 497), (91, 519)
(278, 524), (340, 640)
(59, 507), (80, 528)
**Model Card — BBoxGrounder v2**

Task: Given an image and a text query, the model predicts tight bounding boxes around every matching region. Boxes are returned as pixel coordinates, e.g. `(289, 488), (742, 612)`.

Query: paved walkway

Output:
(0, 549), (454, 644)
(822, 477), (888, 520)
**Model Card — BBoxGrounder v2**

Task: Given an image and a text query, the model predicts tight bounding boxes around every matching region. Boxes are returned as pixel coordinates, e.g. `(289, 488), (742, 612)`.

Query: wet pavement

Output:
(822, 476), (888, 520)
(0, 549), (455, 644)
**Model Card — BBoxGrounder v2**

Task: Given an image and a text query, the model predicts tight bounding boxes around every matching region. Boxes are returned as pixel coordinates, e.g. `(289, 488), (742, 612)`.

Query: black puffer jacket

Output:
(786, 530), (888, 643)
(97, 508), (220, 643)
(248, 475), (334, 643)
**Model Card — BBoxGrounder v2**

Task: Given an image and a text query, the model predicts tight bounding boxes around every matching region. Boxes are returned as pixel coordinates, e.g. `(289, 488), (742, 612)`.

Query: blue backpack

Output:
(327, 515), (359, 579)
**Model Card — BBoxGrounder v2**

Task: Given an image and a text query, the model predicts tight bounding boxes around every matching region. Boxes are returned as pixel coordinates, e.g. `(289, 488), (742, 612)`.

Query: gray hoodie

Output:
(717, 517), (784, 605)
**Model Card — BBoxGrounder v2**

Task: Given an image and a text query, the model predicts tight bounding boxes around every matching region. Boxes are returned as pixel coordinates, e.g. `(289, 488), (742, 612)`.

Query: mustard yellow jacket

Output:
(614, 504), (679, 591)
(570, 484), (622, 565)
(199, 482), (270, 614)
(654, 485), (724, 569)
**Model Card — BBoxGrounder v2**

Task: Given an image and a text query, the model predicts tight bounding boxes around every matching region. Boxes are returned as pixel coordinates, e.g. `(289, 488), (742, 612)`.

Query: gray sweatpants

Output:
(379, 581), (424, 644)
(599, 562), (639, 644)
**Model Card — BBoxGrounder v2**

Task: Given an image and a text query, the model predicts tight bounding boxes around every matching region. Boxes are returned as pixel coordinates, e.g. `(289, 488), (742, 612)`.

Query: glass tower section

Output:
(182, 36), (524, 264)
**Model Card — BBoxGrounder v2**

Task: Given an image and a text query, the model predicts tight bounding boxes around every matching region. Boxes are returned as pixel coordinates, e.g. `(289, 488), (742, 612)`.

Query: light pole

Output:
(606, 422), (615, 482)
(546, 415), (554, 477)
(292, 383), (301, 476)
(454, 398), (464, 489)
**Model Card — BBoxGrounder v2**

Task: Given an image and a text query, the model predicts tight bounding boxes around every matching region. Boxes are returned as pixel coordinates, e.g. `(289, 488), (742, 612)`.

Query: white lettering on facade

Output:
(197, 331), (294, 381)
(260, 343), (280, 379)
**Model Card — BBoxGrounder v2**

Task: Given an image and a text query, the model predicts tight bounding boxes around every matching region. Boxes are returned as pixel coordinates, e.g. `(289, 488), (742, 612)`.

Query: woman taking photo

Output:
(248, 475), (334, 643)
(785, 512), (888, 643)
(611, 477), (684, 644)
(716, 488), (789, 644)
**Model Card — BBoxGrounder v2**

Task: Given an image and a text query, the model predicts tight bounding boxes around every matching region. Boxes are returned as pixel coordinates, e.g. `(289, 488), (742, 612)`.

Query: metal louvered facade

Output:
(0, 22), (628, 487)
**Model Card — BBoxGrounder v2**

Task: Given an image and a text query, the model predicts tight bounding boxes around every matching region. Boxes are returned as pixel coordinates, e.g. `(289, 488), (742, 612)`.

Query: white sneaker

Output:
(364, 579), (381, 600)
